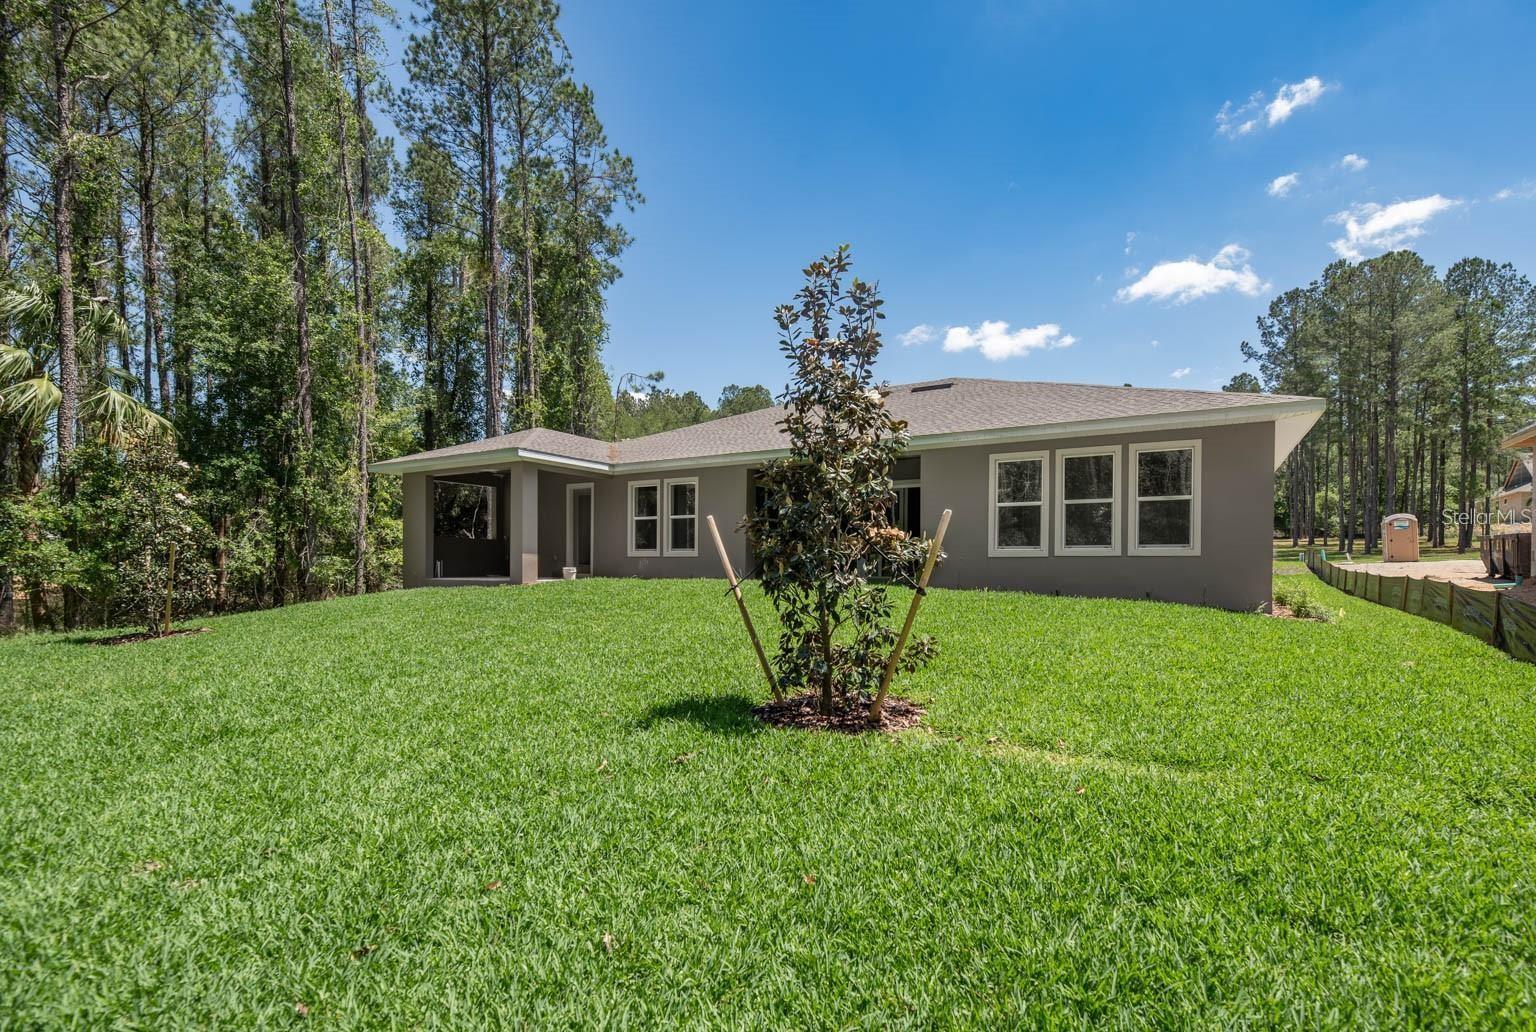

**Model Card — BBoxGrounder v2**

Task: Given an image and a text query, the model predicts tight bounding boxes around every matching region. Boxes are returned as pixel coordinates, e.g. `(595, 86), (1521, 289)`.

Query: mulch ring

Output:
(90, 627), (212, 646)
(752, 692), (926, 733)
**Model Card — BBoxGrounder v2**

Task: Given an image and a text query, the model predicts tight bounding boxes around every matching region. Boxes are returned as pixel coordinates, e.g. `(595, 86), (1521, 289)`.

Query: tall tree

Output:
(272, 0), (317, 593)
(399, 0), (517, 438)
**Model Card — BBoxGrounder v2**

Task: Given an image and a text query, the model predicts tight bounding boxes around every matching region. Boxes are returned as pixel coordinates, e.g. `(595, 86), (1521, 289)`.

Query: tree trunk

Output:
(0, 0), (12, 633)
(348, 0), (377, 593)
(137, 100), (170, 412)
(323, 0), (370, 596)
(275, 0), (316, 593)
(514, 87), (538, 427)
(1457, 359), (1473, 552)
(49, 0), (79, 463)
(424, 268), (437, 450)
(478, 21), (501, 438)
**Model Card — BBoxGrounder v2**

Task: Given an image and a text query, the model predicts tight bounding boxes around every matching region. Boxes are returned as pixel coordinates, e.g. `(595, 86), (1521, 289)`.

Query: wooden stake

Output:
(706, 514), (781, 702)
(870, 508), (952, 724)
(163, 541), (176, 636)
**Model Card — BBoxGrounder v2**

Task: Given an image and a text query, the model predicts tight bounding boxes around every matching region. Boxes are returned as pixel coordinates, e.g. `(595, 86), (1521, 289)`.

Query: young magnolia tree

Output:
(743, 246), (939, 716)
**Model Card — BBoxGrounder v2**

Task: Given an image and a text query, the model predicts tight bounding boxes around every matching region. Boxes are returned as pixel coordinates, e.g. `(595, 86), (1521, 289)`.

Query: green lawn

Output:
(3, 576), (1536, 1027)
(1273, 540), (1477, 565)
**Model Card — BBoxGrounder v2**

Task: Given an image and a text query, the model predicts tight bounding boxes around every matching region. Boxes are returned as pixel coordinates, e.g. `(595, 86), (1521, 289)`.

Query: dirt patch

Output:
(752, 692), (925, 733)
(90, 627), (211, 646)
(1333, 558), (1499, 588)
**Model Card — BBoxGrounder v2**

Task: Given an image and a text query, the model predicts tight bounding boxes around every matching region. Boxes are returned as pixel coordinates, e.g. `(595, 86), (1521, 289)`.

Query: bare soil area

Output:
(753, 693), (925, 733)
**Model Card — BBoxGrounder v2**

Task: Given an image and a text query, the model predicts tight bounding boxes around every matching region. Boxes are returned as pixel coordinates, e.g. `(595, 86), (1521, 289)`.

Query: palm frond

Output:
(0, 344), (35, 382)
(81, 386), (174, 447)
(102, 364), (142, 390)
(0, 283), (55, 341)
(0, 376), (62, 429)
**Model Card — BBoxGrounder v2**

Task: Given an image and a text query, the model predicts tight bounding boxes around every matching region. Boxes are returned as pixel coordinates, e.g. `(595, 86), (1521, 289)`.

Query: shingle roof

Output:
(375, 427), (617, 466)
(371, 377), (1322, 473)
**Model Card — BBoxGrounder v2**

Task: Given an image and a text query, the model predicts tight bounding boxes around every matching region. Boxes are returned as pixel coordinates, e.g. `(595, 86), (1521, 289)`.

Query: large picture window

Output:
(989, 451), (1048, 556)
(1056, 446), (1120, 555)
(628, 479), (660, 556)
(664, 477), (698, 556)
(1130, 441), (1201, 555)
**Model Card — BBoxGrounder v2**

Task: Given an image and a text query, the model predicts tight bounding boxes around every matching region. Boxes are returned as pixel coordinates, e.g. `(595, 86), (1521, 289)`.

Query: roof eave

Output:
(1500, 422), (1536, 450)
(368, 447), (610, 475)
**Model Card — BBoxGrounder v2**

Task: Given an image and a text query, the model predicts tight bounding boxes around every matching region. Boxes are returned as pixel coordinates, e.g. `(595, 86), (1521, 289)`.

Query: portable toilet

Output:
(1381, 513), (1420, 563)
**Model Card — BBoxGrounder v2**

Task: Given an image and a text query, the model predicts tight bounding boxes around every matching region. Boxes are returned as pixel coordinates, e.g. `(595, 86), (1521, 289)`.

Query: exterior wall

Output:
(592, 464), (754, 578)
(399, 421), (1276, 609)
(920, 421), (1275, 610)
(508, 465), (539, 582)
(537, 470), (598, 577)
(402, 472), (430, 587)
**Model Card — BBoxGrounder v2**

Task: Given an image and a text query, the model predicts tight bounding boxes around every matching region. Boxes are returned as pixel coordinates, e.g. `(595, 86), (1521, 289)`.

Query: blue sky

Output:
(379, 0), (1536, 399)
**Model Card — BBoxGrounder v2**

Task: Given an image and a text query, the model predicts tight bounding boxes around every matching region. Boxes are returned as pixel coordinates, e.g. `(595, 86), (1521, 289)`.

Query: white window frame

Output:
(662, 476), (699, 557)
(1055, 446), (1121, 556)
(988, 450), (1049, 557)
(891, 479), (921, 534)
(1129, 439), (1202, 556)
(627, 479), (661, 557)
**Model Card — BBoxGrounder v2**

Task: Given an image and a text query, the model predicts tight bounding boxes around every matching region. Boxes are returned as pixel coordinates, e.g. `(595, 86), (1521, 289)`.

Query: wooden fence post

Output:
(705, 515), (781, 702)
(162, 542), (176, 636)
(870, 508), (952, 725)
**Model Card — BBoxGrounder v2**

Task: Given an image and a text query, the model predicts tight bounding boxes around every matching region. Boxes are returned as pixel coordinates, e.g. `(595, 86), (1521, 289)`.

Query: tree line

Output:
(0, 0), (769, 632)
(1232, 251), (1536, 554)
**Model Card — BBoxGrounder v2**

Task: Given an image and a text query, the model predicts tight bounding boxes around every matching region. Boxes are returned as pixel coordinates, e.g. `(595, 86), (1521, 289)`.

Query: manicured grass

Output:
(3, 576), (1536, 1026)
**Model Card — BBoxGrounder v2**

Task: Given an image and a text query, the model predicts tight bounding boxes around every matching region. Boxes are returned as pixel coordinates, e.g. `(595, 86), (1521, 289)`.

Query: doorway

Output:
(566, 483), (594, 575)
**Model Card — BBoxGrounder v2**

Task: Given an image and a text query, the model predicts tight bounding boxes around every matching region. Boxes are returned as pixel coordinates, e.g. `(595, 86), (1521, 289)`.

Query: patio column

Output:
(402, 472), (430, 588)
(507, 464), (539, 583)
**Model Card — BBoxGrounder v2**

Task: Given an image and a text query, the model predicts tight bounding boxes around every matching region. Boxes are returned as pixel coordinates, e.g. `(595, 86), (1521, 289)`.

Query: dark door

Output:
(575, 490), (593, 572)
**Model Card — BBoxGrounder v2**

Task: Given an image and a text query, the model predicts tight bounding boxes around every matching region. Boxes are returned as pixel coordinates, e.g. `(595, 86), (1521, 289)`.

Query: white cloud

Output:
(1215, 92), (1263, 138)
(898, 323), (937, 347)
(1123, 265), (1140, 279)
(1150, 339), (1160, 349)
(1493, 179), (1536, 201)
(941, 321), (1076, 361)
(1170, 367), (1192, 380)
(1116, 244), (1268, 304)
(1217, 76), (1332, 138)
(1266, 76), (1330, 126)
(1267, 172), (1300, 198)
(1340, 153), (1368, 172)
(1124, 231), (1137, 255)
(1328, 195), (1461, 259)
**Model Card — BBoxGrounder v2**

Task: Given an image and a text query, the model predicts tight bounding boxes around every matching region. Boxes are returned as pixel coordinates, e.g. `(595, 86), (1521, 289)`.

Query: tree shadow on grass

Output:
(637, 694), (763, 736)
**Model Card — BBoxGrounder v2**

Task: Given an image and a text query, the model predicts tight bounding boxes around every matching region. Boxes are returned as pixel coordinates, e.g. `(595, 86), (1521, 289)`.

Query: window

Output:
(890, 481), (922, 536)
(1056, 447), (1120, 555)
(1130, 440), (1201, 555)
(989, 451), (1048, 557)
(628, 479), (660, 556)
(664, 477), (698, 556)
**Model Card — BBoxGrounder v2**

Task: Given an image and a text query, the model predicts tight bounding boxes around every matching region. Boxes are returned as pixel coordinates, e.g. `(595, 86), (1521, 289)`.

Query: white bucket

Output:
(561, 567), (578, 581)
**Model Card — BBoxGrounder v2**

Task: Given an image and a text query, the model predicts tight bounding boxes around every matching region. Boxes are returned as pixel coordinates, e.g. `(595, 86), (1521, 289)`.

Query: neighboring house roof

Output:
(370, 377), (1324, 475)
(1502, 422), (1536, 450)
(1501, 455), (1534, 493)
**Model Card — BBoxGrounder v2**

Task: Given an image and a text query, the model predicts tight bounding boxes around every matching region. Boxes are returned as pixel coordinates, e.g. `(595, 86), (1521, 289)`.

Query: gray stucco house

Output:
(371, 378), (1323, 610)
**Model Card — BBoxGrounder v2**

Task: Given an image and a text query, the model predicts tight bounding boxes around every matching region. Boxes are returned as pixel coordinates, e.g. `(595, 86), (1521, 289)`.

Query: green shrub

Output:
(743, 246), (938, 715)
(1273, 581), (1333, 621)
